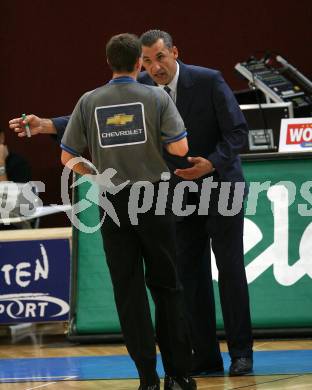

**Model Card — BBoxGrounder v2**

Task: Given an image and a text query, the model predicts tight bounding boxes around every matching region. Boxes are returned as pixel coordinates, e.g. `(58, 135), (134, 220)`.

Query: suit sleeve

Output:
(51, 116), (71, 143)
(207, 72), (248, 174)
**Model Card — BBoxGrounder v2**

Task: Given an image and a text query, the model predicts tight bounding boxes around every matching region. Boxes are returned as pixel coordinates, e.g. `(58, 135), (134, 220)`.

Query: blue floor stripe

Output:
(0, 350), (312, 383)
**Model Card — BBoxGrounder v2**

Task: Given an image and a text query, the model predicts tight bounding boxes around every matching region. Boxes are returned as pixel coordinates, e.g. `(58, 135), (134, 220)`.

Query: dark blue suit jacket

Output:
(138, 61), (247, 184)
(53, 61), (247, 186)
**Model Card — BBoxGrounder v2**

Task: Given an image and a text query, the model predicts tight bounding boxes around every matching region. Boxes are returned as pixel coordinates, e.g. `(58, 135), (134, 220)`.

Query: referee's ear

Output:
(136, 56), (143, 73)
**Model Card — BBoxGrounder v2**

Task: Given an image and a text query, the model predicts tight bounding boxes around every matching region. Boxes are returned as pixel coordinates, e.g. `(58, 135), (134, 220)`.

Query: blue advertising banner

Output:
(0, 239), (70, 323)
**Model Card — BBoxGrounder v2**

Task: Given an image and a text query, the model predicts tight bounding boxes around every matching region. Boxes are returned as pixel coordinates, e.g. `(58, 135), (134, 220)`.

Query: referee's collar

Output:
(109, 76), (137, 84)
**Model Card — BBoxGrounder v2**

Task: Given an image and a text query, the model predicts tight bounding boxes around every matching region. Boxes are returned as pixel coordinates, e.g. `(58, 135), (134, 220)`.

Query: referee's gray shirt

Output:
(61, 78), (186, 185)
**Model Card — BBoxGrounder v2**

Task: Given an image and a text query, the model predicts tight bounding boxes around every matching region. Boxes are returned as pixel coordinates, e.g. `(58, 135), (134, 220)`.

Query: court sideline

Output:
(0, 323), (311, 389)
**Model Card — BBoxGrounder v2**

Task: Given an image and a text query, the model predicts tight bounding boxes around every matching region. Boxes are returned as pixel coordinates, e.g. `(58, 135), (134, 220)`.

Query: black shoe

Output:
(190, 356), (224, 376)
(190, 362), (224, 376)
(164, 375), (197, 390)
(138, 384), (160, 390)
(229, 357), (253, 376)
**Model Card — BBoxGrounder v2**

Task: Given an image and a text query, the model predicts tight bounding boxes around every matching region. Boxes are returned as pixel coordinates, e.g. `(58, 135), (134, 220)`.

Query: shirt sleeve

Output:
(60, 95), (88, 156)
(158, 89), (187, 144)
(51, 116), (71, 144)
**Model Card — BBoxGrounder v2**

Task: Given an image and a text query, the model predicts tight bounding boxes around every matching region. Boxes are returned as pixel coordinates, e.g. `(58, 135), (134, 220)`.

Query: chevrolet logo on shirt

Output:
(106, 114), (134, 126)
(96, 103), (146, 148)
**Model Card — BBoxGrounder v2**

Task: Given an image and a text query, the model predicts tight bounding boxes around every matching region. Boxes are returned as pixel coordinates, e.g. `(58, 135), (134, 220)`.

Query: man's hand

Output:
(0, 144), (9, 165)
(9, 115), (56, 137)
(174, 156), (215, 180)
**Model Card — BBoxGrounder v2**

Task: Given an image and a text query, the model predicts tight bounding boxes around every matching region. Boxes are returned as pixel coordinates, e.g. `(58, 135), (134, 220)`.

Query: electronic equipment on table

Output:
(235, 54), (312, 117)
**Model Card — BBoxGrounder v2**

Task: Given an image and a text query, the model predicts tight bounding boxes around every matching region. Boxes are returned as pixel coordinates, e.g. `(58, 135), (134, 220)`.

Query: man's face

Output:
(142, 38), (178, 85)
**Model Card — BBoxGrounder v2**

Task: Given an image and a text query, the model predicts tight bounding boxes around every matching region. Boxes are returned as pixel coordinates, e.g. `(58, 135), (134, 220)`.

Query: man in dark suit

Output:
(9, 29), (253, 376)
(139, 30), (253, 376)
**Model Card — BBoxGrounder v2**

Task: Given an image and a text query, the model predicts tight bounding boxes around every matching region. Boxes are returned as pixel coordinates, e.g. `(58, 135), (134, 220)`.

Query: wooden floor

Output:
(0, 323), (311, 390)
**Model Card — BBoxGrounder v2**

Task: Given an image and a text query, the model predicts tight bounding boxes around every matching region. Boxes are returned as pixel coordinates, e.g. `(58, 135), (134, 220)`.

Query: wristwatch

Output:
(0, 165), (6, 176)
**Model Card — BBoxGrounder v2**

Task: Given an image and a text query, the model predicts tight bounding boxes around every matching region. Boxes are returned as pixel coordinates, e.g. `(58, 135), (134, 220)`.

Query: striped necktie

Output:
(164, 85), (171, 97)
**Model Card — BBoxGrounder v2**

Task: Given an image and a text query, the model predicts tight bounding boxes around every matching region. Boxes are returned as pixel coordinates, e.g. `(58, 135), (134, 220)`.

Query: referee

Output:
(61, 34), (196, 390)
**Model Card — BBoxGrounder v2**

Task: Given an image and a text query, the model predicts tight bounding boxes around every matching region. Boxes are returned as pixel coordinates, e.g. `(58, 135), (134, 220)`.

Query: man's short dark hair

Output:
(140, 30), (173, 48)
(106, 33), (141, 73)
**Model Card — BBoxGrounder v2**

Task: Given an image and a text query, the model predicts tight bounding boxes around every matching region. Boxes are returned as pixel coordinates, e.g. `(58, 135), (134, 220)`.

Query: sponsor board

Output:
(0, 239), (70, 323)
(279, 117), (312, 152)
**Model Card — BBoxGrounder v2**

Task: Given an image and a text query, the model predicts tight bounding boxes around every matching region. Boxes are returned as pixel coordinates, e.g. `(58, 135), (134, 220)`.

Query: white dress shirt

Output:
(158, 62), (179, 103)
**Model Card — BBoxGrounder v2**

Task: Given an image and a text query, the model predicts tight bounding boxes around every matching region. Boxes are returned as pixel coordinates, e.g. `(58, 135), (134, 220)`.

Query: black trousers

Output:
(176, 208), (253, 365)
(99, 188), (192, 385)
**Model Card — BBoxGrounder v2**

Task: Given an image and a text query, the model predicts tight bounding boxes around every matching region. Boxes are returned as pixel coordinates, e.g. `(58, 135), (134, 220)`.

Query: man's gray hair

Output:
(140, 30), (173, 48)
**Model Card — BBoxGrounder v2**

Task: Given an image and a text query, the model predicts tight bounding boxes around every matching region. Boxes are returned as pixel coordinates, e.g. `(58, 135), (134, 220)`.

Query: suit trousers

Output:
(176, 208), (253, 365)
(98, 187), (192, 385)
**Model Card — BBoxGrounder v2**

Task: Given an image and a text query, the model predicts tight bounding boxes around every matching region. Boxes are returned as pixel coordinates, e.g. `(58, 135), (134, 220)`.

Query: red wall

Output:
(1, 0), (312, 227)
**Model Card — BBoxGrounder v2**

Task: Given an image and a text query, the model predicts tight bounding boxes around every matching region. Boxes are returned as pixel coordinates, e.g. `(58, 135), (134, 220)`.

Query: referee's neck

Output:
(112, 67), (139, 81)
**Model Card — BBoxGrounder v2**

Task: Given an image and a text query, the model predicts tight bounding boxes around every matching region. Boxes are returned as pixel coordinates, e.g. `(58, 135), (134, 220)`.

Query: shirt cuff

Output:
(60, 143), (80, 156)
(162, 130), (187, 144)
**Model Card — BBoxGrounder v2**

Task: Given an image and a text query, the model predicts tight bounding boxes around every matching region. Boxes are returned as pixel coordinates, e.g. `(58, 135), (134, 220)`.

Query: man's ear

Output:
(136, 57), (143, 72)
(172, 46), (179, 60)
